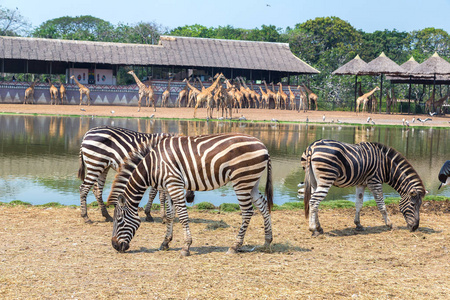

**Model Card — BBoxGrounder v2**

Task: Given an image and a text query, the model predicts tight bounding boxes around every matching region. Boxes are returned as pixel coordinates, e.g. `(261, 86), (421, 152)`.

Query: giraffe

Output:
(236, 77), (251, 108)
(24, 79), (38, 104)
(183, 78), (201, 108)
(433, 92), (449, 113)
(356, 86), (380, 113)
(425, 88), (435, 113)
(47, 78), (59, 105)
(161, 79), (172, 107)
(59, 81), (67, 104)
(127, 70), (154, 112)
(288, 86), (296, 110)
(297, 85), (308, 112)
(250, 82), (262, 109)
(386, 87), (398, 114)
(259, 86), (269, 109)
(175, 82), (189, 107)
(301, 84), (318, 111)
(225, 79), (243, 113)
(263, 80), (276, 108)
(70, 75), (91, 106)
(276, 82), (289, 110)
(193, 73), (225, 118)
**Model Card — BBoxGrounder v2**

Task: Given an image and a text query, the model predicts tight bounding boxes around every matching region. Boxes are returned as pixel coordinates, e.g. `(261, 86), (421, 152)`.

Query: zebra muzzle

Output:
(111, 236), (130, 253)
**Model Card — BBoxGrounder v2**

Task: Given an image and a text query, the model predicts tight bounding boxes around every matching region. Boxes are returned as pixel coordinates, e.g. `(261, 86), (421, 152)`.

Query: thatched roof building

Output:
(0, 35), (319, 81)
(331, 54), (367, 75)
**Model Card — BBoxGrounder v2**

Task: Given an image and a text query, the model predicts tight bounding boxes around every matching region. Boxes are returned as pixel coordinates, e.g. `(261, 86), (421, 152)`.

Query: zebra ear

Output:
(118, 194), (126, 206)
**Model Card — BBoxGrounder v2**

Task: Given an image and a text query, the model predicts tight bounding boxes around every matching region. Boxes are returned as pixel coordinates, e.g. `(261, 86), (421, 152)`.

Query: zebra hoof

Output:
(311, 228), (323, 237)
(355, 225), (365, 231)
(180, 249), (190, 257)
(145, 215), (154, 222)
(104, 215), (113, 222)
(84, 218), (93, 224)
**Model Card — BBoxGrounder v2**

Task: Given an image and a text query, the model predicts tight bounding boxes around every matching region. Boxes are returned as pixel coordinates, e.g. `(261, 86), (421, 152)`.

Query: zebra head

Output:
(111, 194), (141, 252)
(399, 188), (425, 232)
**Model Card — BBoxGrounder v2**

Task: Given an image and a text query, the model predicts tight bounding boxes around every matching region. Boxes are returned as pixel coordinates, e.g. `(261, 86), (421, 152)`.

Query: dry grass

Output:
(0, 202), (448, 299)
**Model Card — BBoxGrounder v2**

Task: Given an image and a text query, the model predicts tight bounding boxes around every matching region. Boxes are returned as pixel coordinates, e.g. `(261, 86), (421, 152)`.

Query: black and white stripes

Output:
(78, 126), (173, 223)
(107, 133), (273, 255)
(301, 139), (426, 236)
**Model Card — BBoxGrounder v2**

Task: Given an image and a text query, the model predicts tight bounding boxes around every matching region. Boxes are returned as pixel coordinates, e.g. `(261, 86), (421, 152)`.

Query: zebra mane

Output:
(371, 142), (425, 193)
(106, 144), (152, 205)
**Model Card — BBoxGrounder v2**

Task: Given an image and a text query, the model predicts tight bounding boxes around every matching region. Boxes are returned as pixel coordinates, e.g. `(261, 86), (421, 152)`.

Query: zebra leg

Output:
(159, 190), (168, 224)
(144, 187), (158, 222)
(309, 187), (329, 236)
(92, 170), (113, 222)
(159, 194), (175, 251)
(168, 187), (192, 256)
(251, 185), (273, 249)
(79, 182), (93, 224)
(368, 183), (393, 229)
(354, 185), (366, 231)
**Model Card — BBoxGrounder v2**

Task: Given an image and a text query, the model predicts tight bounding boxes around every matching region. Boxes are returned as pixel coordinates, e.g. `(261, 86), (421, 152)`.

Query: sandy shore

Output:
(1, 103), (449, 126)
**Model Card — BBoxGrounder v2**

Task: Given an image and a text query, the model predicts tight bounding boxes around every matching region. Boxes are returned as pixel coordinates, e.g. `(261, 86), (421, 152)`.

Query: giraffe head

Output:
(127, 70), (135, 75)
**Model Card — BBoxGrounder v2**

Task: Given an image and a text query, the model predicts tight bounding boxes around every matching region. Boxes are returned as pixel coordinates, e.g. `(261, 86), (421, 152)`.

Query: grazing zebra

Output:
(438, 160), (450, 189)
(106, 133), (273, 256)
(78, 126), (194, 223)
(301, 139), (426, 236)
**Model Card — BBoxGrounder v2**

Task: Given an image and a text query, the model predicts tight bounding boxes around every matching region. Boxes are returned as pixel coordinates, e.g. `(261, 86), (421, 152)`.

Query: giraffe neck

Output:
(130, 72), (145, 89)
(207, 75), (222, 92)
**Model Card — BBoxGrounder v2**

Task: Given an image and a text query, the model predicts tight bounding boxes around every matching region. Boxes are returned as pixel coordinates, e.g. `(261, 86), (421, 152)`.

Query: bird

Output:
(218, 117), (224, 120)
(266, 4), (271, 7)
(271, 118), (279, 123)
(412, 117), (415, 123)
(110, 110), (115, 114)
(322, 114), (326, 122)
(337, 119), (342, 124)
(438, 160), (450, 189)
(239, 115), (246, 121)
(149, 114), (155, 118)
(331, 119), (334, 123)
(367, 117), (372, 123)
(417, 118), (432, 124)
(405, 120), (410, 127)
(371, 120), (376, 125)
(306, 117), (309, 123)
(402, 118), (406, 126)
(80, 108), (86, 111)
(429, 112), (437, 117)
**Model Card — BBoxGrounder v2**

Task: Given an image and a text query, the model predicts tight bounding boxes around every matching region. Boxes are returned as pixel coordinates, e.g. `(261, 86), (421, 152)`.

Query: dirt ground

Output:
(0, 201), (448, 299)
(1, 103), (450, 127)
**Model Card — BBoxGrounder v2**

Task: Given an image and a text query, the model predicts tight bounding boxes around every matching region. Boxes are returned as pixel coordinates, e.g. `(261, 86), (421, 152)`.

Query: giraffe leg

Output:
(144, 187), (158, 222)
(137, 94), (143, 112)
(354, 185), (366, 231)
(368, 182), (393, 229)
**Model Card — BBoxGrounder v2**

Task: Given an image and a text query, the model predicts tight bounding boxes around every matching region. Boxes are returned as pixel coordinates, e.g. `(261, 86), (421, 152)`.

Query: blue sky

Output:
(7, 0), (450, 33)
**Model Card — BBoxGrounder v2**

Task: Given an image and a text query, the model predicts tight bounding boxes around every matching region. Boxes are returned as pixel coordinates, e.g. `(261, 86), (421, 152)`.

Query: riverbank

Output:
(1, 103), (450, 127)
(0, 200), (448, 299)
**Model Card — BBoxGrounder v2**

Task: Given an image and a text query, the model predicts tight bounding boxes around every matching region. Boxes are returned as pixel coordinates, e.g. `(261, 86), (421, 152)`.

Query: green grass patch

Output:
(38, 202), (64, 207)
(7, 200), (32, 206)
(193, 202), (216, 210)
(320, 200), (355, 209)
(281, 201), (304, 210)
(219, 203), (240, 212)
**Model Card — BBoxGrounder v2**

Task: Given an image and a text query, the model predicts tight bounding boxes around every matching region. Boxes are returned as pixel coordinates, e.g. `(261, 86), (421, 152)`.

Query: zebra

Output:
(78, 126), (194, 224)
(106, 133), (273, 256)
(301, 139), (426, 236)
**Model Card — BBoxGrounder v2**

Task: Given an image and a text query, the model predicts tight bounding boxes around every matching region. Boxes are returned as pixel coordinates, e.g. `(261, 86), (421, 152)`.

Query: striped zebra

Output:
(78, 126), (194, 223)
(301, 139), (426, 236)
(106, 133), (273, 256)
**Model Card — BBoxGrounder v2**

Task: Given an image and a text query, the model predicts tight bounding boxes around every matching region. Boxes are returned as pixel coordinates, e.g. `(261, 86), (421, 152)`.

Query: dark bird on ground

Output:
(438, 160), (450, 189)
(80, 108), (86, 111)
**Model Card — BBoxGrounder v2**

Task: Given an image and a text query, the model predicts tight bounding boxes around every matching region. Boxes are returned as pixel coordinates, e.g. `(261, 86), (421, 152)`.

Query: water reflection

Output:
(0, 115), (449, 206)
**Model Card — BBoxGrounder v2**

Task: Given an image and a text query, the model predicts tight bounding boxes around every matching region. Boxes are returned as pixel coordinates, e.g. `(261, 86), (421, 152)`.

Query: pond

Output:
(0, 114), (449, 207)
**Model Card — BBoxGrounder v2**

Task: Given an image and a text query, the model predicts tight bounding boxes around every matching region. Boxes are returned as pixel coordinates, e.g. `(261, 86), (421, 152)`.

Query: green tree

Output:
(407, 27), (450, 61)
(32, 15), (115, 41)
(360, 29), (409, 63)
(169, 24), (213, 38)
(0, 5), (30, 36)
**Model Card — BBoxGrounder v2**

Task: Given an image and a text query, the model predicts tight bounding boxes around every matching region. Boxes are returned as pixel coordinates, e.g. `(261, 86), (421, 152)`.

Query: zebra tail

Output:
(303, 151), (312, 219)
(77, 152), (85, 180)
(265, 155), (274, 213)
